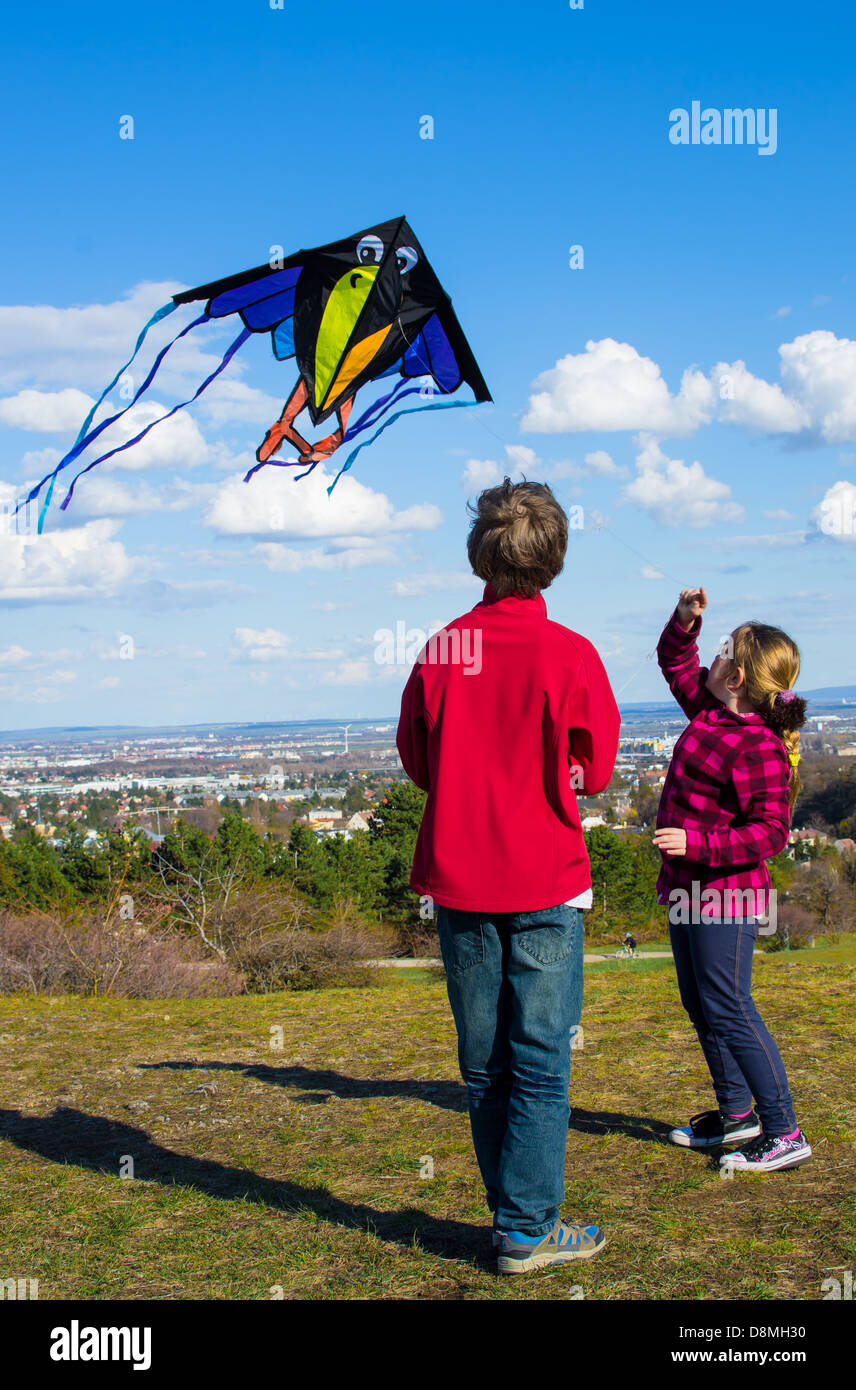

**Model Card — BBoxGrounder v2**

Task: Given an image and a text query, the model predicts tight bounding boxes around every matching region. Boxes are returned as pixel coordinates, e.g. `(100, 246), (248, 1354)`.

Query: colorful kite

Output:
(22, 216), (491, 531)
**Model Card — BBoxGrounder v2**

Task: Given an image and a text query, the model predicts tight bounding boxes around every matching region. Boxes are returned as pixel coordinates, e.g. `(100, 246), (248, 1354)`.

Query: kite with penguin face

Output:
(22, 216), (491, 531)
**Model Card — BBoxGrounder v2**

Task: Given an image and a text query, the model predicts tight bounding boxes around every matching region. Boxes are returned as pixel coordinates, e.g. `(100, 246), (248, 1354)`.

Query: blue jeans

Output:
(669, 916), (796, 1134)
(435, 902), (584, 1237)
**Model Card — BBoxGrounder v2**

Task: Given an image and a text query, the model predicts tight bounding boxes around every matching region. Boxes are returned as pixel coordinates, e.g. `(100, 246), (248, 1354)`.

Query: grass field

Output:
(1, 948), (854, 1301)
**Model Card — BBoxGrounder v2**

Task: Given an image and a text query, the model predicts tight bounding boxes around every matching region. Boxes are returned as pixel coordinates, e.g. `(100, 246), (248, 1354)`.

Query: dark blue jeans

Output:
(669, 916), (796, 1134)
(435, 903), (584, 1238)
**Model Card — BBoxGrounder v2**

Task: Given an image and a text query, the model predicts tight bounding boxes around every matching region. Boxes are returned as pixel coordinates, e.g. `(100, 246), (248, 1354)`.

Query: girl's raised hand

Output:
(676, 587), (708, 630)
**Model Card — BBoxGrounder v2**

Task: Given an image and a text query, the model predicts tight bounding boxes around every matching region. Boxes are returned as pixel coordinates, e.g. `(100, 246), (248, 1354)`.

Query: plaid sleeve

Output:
(657, 609), (711, 720)
(683, 744), (791, 868)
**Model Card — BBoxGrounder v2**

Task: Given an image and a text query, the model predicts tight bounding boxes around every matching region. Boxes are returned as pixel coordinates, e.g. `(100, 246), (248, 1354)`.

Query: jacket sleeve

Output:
(683, 746), (791, 868)
(396, 662), (432, 792)
(657, 608), (711, 720)
(567, 641), (621, 795)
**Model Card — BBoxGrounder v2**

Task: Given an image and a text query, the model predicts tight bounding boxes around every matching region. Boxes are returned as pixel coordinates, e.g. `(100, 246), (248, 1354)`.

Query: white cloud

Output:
(640, 564), (664, 580)
(0, 283), (220, 393)
(194, 379), (283, 426)
(63, 400), (210, 475)
(711, 332), (856, 442)
(203, 463), (442, 539)
(713, 359), (810, 433)
(522, 339), (715, 436)
(320, 659), (375, 686)
(718, 530), (806, 550)
(232, 627), (291, 660)
(772, 306), (792, 318)
(64, 475), (210, 517)
(0, 388), (95, 433)
(622, 437), (744, 528)
(504, 444), (539, 472)
(763, 508), (794, 521)
(392, 571), (481, 597)
(461, 457), (502, 490)
(253, 541), (398, 572)
(0, 514), (135, 601)
(522, 331), (856, 448)
(778, 331), (856, 443)
(812, 480), (856, 544)
(583, 450), (620, 476)
(0, 644), (31, 665)
(230, 626), (345, 662)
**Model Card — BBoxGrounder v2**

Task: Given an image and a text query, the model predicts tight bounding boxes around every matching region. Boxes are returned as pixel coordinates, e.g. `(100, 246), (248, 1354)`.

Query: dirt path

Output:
(364, 952), (675, 968)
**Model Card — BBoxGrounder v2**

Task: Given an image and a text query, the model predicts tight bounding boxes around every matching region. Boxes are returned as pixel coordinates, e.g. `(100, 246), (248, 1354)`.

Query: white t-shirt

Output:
(563, 889), (592, 909)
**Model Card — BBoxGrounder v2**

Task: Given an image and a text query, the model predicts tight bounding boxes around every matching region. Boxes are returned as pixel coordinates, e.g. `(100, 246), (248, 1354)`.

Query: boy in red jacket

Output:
(396, 478), (620, 1273)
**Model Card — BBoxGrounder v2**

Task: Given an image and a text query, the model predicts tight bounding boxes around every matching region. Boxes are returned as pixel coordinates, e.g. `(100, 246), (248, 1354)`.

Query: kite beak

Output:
(314, 264), (390, 411)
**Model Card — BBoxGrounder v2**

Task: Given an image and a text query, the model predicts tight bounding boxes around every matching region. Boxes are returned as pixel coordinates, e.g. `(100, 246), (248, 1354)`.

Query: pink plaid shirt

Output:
(655, 609), (791, 919)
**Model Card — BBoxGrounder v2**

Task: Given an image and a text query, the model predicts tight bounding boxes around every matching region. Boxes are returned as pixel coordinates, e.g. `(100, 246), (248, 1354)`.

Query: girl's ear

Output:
(726, 663), (746, 693)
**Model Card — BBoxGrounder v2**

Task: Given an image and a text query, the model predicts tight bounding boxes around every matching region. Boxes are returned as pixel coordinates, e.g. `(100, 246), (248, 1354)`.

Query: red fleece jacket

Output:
(395, 583), (621, 912)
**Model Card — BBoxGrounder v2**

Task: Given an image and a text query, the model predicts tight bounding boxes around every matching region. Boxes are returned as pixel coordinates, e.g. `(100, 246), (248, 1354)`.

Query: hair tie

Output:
(776, 689), (797, 704)
(789, 751), (801, 768)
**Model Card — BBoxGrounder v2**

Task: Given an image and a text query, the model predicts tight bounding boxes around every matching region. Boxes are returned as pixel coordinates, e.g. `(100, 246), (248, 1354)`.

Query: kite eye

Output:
(396, 246), (418, 274)
(356, 235), (384, 266)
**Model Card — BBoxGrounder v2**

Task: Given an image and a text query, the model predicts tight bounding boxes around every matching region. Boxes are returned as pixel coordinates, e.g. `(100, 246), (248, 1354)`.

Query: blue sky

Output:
(1, 0), (854, 725)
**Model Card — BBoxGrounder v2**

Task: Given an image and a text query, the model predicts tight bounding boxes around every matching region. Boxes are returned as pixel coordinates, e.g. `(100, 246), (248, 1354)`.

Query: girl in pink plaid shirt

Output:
(653, 586), (811, 1173)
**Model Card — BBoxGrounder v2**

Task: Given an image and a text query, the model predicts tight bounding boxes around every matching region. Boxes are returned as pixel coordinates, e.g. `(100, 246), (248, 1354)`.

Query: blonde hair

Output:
(729, 622), (807, 813)
(467, 477), (568, 598)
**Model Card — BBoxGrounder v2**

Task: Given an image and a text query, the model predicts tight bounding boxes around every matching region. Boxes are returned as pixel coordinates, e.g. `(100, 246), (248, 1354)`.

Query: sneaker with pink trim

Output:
(719, 1130), (811, 1173)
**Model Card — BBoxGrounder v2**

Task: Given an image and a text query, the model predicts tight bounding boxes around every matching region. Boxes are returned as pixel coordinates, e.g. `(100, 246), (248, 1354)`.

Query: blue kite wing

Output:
(400, 313), (469, 394)
(372, 315), (478, 393)
(176, 260), (305, 363)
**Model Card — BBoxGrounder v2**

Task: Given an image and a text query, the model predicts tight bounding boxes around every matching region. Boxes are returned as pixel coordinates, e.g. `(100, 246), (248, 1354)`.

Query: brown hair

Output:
(466, 477), (568, 599)
(729, 622), (807, 813)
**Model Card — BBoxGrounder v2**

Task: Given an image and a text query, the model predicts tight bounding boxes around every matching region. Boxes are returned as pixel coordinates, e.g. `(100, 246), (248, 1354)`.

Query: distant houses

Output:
(302, 810), (372, 840)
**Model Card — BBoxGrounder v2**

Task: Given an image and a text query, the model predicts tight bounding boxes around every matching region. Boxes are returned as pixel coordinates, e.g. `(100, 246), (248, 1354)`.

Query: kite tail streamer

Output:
(241, 377), (480, 495)
(24, 304), (206, 531)
(72, 300), (179, 447)
(328, 397), (481, 495)
(59, 326), (252, 509)
(242, 456), (301, 484)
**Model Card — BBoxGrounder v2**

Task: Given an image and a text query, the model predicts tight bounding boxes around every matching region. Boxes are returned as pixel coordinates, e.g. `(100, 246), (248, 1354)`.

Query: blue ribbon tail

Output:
(27, 300), (196, 531)
(327, 397), (482, 495)
(58, 325), (252, 511)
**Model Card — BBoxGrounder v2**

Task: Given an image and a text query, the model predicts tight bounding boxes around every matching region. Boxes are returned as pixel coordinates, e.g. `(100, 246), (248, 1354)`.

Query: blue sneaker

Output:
(496, 1219), (606, 1274)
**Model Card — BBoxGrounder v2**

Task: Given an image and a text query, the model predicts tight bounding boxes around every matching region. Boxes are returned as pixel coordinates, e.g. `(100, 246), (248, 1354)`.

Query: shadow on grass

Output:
(568, 1107), (674, 1145)
(139, 1060), (469, 1113)
(0, 1106), (492, 1268)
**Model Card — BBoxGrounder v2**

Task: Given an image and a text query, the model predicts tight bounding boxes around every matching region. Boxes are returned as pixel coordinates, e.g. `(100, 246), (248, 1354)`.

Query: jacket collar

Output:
(477, 582), (547, 615)
(704, 695), (764, 726)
